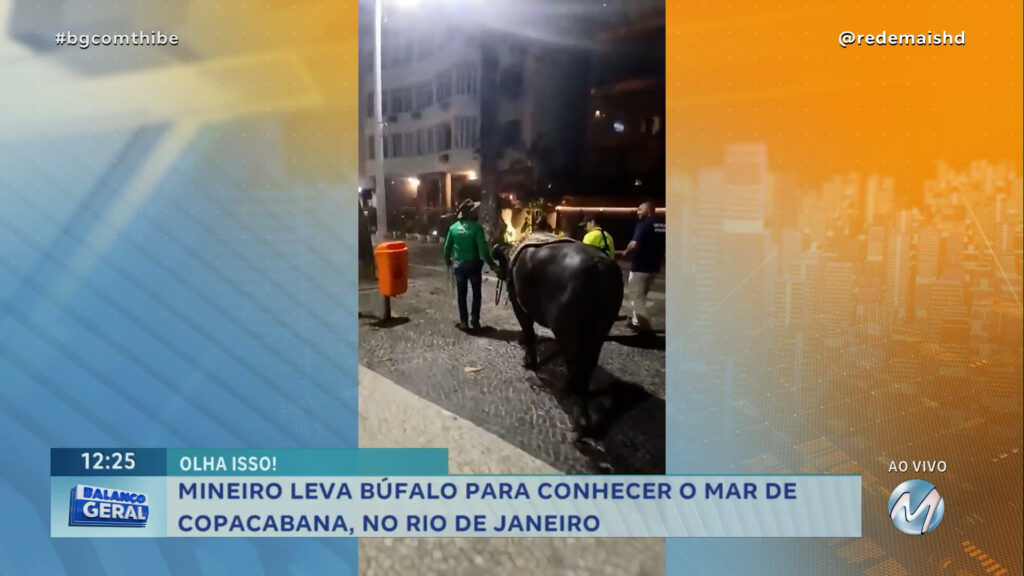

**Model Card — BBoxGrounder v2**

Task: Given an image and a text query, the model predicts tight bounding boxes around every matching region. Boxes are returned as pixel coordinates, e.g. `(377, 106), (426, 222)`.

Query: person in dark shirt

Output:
(357, 201), (375, 282)
(366, 205), (378, 234)
(618, 201), (665, 333)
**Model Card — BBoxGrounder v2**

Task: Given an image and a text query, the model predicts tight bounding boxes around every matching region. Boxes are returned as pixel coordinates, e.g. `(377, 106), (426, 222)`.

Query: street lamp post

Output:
(373, 0), (388, 239)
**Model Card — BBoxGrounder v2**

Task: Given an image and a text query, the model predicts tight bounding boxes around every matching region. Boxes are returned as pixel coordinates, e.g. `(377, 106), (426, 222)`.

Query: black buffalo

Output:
(492, 238), (624, 437)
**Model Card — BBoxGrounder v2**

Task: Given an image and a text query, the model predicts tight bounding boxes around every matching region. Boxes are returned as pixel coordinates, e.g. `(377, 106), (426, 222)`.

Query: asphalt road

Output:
(358, 241), (667, 474)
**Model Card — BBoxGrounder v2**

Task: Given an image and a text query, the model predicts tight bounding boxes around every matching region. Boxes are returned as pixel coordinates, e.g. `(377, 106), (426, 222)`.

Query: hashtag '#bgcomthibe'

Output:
(55, 32), (66, 45)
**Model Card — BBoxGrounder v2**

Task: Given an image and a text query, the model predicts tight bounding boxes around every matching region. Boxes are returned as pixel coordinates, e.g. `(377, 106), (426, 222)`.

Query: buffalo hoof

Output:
(574, 438), (613, 473)
(570, 427), (596, 445)
(569, 401), (598, 439)
(572, 416), (594, 439)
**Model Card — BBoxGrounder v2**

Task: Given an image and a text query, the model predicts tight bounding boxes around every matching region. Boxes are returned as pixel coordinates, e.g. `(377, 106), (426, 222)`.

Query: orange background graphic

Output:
(665, 1), (1021, 574)
(669, 0), (1022, 186)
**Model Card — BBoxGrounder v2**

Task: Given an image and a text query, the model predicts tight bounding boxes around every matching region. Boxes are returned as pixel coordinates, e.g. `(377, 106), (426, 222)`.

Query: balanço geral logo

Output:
(69, 484), (149, 528)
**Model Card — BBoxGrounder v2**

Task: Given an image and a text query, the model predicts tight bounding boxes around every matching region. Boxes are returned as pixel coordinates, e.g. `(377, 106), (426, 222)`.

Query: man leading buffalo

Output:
(618, 201), (665, 334)
(444, 199), (499, 331)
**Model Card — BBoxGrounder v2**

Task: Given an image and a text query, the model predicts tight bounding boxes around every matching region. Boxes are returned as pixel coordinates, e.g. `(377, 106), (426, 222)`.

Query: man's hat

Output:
(456, 199), (480, 219)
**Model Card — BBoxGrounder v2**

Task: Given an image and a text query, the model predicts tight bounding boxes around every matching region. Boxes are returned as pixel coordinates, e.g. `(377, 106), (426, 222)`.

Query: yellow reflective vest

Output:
(582, 227), (615, 259)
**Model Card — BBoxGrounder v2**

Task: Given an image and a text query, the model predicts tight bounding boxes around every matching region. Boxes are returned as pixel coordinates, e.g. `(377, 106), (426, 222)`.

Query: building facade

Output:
(359, 12), (588, 234)
(582, 0), (665, 199)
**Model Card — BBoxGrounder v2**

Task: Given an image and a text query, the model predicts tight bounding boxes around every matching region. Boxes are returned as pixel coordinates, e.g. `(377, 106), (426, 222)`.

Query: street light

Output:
(372, 0), (388, 239)
(373, 0), (425, 241)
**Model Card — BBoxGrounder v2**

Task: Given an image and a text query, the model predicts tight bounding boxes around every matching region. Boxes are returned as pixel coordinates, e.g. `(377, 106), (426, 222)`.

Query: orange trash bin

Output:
(374, 241), (409, 297)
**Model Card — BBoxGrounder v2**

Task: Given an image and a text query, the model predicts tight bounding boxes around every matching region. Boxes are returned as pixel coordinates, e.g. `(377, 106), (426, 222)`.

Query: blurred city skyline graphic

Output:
(1, 1), (361, 575)
(666, 1), (1021, 573)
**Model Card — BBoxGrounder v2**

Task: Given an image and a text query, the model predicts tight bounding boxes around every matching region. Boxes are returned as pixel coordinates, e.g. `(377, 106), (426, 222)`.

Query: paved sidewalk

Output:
(357, 365), (665, 576)
(358, 243), (666, 475)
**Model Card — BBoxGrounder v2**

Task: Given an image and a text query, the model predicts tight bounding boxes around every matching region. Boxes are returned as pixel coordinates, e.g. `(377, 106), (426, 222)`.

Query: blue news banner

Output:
(51, 449), (862, 538)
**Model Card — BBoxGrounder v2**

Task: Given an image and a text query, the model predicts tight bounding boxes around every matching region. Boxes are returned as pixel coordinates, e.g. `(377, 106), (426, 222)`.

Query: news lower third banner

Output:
(51, 449), (861, 538)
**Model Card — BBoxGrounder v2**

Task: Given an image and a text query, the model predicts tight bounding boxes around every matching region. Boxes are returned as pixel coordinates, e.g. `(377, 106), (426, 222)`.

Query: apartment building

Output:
(358, 11), (588, 232)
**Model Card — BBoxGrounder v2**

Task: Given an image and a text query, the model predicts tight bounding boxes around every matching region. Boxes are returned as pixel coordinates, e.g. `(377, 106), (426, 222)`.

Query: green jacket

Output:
(444, 220), (496, 268)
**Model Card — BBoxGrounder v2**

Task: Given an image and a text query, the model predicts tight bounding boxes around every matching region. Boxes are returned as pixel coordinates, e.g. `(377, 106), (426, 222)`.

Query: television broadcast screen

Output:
(1, 0), (1021, 574)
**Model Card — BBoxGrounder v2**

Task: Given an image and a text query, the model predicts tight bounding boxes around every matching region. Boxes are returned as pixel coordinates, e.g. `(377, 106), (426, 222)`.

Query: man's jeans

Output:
(627, 271), (657, 332)
(454, 259), (484, 324)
